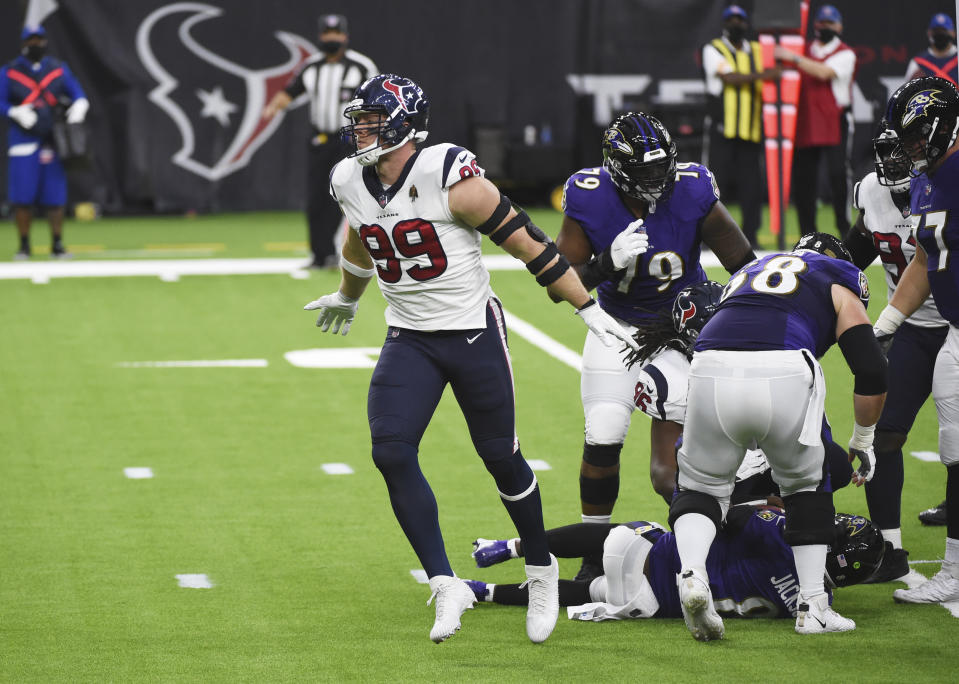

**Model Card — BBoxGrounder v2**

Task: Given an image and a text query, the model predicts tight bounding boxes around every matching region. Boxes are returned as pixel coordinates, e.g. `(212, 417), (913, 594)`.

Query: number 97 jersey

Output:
(562, 164), (717, 325)
(330, 144), (493, 330)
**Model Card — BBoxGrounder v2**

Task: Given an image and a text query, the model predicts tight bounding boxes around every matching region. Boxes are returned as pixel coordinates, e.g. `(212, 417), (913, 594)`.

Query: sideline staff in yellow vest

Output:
(702, 5), (780, 248)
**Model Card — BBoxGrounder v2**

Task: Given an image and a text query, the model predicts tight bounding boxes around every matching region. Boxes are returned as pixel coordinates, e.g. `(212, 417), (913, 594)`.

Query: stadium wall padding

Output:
(1, 0), (951, 213)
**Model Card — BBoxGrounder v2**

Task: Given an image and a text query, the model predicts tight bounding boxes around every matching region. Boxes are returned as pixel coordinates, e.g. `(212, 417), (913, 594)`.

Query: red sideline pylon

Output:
(758, 2), (808, 248)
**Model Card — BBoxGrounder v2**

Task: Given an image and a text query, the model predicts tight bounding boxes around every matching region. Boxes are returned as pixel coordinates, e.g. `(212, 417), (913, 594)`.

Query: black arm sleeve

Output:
(838, 323), (889, 395)
(576, 256), (624, 292)
(843, 217), (879, 271)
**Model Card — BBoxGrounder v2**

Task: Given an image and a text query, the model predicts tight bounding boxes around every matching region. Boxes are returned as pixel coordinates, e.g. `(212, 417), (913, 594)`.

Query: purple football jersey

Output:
(911, 151), (959, 325)
(645, 508), (819, 619)
(695, 251), (869, 358)
(563, 164), (716, 325)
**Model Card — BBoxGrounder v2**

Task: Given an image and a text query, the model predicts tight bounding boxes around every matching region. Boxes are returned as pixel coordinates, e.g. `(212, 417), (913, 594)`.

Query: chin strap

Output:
(355, 129), (429, 166)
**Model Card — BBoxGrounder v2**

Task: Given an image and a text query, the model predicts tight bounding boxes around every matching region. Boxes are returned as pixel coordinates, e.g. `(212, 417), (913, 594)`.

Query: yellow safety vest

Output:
(710, 38), (763, 143)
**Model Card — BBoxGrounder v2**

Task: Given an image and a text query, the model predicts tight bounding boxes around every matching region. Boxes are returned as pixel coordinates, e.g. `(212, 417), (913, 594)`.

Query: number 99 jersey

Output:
(330, 144), (492, 330)
(562, 164), (718, 325)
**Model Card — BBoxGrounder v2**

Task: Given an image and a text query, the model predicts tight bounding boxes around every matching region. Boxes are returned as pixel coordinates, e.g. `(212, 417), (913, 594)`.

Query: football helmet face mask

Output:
(884, 76), (959, 175)
(602, 112), (677, 210)
(825, 513), (886, 587)
(671, 280), (724, 354)
(341, 74), (430, 166)
(872, 122), (911, 194)
(793, 232), (853, 262)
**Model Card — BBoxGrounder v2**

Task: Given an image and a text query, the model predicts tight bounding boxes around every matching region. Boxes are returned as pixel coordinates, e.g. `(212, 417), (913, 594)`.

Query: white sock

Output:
(673, 513), (717, 573)
(792, 544), (827, 599)
(485, 583), (497, 602)
(508, 538), (521, 558)
(582, 514), (611, 525)
(945, 537), (959, 571)
(881, 528), (902, 549)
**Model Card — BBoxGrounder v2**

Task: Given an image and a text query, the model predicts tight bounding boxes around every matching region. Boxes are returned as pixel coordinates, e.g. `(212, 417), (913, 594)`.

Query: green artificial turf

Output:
(1, 210), (957, 682)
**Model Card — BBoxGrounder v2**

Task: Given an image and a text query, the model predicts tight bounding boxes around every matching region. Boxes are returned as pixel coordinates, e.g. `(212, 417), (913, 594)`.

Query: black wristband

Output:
(577, 297), (598, 313)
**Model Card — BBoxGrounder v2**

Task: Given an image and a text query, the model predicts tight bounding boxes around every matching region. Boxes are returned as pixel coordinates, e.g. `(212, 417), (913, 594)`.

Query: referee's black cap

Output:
(319, 14), (348, 34)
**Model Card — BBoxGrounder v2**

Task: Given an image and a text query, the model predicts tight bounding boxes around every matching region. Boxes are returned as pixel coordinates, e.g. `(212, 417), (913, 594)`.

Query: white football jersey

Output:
(638, 348), (769, 482)
(854, 172), (945, 328)
(330, 143), (494, 330)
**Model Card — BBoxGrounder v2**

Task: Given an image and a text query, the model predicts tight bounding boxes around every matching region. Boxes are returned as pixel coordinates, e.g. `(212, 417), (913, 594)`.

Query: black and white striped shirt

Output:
(285, 49), (378, 135)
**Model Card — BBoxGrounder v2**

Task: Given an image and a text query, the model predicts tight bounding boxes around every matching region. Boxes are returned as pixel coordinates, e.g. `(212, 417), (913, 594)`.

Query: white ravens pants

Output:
(678, 349), (827, 500)
(933, 325), (959, 467)
(581, 324), (639, 445)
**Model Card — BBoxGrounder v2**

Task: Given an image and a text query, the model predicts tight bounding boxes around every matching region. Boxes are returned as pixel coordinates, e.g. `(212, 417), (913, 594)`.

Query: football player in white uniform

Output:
(843, 123), (950, 582)
(303, 74), (639, 644)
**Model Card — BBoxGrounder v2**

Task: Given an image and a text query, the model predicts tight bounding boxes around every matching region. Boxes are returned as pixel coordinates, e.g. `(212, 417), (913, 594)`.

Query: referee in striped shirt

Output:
(264, 14), (377, 268)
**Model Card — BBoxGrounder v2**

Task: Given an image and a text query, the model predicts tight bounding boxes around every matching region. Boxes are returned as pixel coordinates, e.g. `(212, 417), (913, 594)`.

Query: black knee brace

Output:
(874, 430), (907, 455)
(580, 442), (622, 506)
(582, 442), (622, 467)
(783, 491), (835, 546)
(668, 489), (723, 530)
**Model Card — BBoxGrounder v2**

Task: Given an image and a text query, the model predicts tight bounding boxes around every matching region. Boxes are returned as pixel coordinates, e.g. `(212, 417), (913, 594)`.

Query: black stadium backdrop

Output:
(0, 0), (954, 214)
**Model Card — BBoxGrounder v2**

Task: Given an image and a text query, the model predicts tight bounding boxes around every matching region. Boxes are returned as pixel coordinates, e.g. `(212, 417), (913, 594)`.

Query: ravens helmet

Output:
(793, 232), (853, 262)
(825, 513), (886, 587)
(671, 280), (724, 354)
(872, 121), (911, 193)
(884, 76), (959, 175)
(602, 112), (677, 210)
(341, 74), (430, 166)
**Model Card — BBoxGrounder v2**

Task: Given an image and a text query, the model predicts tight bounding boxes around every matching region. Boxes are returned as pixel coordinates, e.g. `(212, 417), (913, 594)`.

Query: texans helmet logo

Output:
(901, 89), (944, 128)
(137, 2), (316, 181)
(382, 78), (421, 114)
(677, 299), (697, 328)
(604, 127), (634, 156)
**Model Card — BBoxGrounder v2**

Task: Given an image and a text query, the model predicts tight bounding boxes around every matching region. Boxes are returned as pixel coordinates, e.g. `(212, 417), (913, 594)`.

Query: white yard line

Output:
(0, 251), (732, 282)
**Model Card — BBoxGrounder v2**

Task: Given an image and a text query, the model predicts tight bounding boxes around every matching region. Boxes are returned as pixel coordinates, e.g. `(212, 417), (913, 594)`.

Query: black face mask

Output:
(22, 44), (45, 62)
(319, 39), (345, 54)
(815, 28), (837, 43)
(726, 26), (747, 44)
(931, 32), (953, 50)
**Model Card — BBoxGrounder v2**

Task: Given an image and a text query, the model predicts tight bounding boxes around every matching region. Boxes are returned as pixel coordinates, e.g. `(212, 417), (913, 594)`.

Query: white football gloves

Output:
(8, 104), (37, 130)
(873, 305), (905, 357)
(575, 300), (639, 350)
(66, 98), (89, 124)
(304, 291), (359, 335)
(848, 422), (877, 485)
(606, 218), (649, 269)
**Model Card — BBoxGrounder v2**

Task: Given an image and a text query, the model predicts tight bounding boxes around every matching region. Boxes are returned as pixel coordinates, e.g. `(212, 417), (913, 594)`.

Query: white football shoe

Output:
(427, 575), (475, 643)
(893, 564), (959, 604)
(795, 593), (855, 634)
(522, 554), (559, 643)
(677, 568), (724, 641)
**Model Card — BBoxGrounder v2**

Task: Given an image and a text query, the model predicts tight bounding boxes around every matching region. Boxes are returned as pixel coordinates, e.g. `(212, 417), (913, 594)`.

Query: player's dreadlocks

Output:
(623, 311), (687, 370)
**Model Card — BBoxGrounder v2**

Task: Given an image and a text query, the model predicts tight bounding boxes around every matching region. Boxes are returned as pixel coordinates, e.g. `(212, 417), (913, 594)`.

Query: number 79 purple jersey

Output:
(330, 143), (493, 331)
(562, 164), (719, 325)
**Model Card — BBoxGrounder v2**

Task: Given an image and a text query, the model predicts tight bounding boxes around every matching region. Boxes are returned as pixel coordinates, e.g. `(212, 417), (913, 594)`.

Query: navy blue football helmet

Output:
(340, 74), (430, 166)
(884, 76), (959, 175)
(872, 120), (911, 193)
(793, 232), (853, 262)
(825, 513), (885, 587)
(602, 112), (677, 209)
(671, 280), (724, 354)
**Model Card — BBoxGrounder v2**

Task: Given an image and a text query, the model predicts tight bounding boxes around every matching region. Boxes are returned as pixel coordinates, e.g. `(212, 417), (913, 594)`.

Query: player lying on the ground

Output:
(466, 505), (884, 622)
